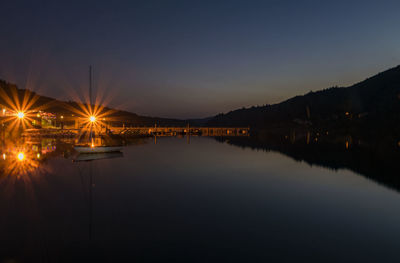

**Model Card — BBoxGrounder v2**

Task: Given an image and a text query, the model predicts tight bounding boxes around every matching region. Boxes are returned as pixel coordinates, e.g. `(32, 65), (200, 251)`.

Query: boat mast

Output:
(89, 66), (93, 106)
(89, 66), (93, 142)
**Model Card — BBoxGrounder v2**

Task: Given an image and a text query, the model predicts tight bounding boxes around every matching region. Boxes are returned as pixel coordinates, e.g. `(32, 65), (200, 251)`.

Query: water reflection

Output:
(0, 137), (75, 177)
(1, 140), (44, 177)
(73, 152), (124, 162)
(214, 131), (400, 193)
(0, 134), (153, 178)
(2, 130), (399, 194)
(1, 134), (400, 262)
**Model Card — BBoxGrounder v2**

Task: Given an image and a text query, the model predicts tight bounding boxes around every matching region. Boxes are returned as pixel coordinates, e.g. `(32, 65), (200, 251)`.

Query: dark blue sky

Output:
(1, 0), (399, 118)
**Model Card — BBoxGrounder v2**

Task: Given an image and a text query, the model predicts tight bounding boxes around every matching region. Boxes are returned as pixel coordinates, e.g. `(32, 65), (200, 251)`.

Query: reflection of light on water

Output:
(0, 147), (42, 207)
(0, 138), (70, 204)
(5, 149), (39, 176)
(0, 141), (48, 177)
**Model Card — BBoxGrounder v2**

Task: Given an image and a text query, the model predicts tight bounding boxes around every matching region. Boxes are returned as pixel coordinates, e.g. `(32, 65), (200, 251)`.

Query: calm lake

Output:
(1, 136), (400, 262)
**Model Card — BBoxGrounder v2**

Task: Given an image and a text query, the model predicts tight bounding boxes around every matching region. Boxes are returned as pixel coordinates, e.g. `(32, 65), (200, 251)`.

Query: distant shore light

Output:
(89, 116), (96, 123)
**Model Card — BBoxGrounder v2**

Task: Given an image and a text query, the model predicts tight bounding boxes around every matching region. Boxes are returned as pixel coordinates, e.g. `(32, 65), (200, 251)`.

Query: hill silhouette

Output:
(0, 79), (185, 127)
(207, 65), (400, 132)
(2, 65), (400, 129)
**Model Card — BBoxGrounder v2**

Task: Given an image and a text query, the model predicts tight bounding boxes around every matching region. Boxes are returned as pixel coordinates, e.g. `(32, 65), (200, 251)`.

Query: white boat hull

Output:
(74, 146), (123, 154)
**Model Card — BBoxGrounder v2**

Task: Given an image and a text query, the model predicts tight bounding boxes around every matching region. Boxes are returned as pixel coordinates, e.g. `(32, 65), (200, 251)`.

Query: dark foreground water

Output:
(1, 136), (400, 262)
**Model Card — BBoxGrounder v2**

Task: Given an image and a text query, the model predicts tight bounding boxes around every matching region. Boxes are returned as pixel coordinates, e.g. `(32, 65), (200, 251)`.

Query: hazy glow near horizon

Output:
(0, 0), (399, 118)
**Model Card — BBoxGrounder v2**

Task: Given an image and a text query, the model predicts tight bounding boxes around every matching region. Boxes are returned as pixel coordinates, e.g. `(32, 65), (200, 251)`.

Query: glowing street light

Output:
(17, 112), (25, 119)
(89, 115), (96, 123)
(17, 152), (25, 161)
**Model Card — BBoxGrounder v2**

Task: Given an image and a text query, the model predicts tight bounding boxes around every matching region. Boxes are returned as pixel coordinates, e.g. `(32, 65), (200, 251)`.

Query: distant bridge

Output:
(112, 126), (250, 137)
(22, 126), (250, 138)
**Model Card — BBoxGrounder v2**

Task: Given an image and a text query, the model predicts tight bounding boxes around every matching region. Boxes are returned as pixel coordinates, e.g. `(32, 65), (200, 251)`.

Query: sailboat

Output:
(74, 66), (123, 154)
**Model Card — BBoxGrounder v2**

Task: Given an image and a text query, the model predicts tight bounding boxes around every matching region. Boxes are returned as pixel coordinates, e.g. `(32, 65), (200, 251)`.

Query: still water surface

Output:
(1, 136), (400, 262)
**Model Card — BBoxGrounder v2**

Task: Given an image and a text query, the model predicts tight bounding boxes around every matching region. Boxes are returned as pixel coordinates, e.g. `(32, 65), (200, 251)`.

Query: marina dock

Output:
(21, 126), (250, 138)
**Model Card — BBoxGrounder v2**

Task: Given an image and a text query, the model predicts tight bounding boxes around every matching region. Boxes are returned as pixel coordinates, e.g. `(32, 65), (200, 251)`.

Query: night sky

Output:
(1, 0), (399, 118)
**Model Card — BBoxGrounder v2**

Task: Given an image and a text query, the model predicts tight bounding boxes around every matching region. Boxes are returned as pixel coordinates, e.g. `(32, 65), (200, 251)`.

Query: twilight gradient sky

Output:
(1, 0), (400, 118)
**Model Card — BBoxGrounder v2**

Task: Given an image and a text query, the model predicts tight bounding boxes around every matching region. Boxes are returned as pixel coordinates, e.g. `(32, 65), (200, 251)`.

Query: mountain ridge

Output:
(206, 65), (400, 130)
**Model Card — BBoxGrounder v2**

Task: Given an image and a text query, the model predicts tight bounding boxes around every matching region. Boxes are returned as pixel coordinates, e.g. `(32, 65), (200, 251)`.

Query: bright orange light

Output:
(17, 112), (25, 119)
(0, 141), (45, 176)
(0, 87), (51, 132)
(64, 86), (116, 142)
(17, 152), (25, 161)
